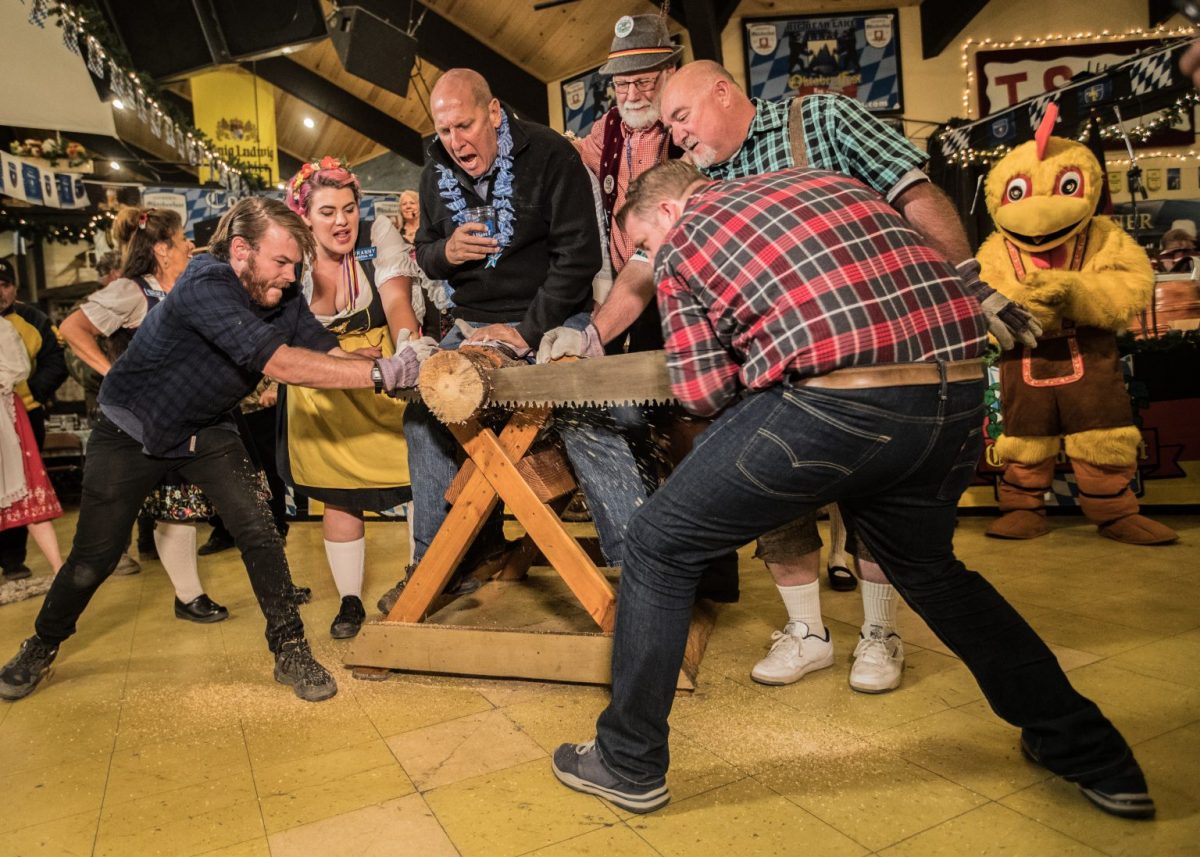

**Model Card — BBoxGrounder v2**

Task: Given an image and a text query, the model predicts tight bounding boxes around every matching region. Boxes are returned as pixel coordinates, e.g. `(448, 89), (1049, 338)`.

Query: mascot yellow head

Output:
(984, 104), (1102, 254)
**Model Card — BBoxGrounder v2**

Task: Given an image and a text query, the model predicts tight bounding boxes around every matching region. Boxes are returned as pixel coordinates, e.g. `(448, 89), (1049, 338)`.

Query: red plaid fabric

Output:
(578, 114), (673, 271)
(657, 169), (987, 416)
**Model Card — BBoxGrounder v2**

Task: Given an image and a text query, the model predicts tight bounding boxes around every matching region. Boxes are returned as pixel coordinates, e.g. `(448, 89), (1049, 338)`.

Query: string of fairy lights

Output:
(25, 0), (262, 190)
(945, 25), (1200, 169)
(943, 90), (1200, 168)
(0, 207), (116, 244)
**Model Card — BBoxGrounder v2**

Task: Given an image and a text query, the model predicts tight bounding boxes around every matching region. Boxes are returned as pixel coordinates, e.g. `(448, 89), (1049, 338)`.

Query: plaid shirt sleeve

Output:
(657, 260), (740, 417)
(175, 271), (288, 372)
(803, 94), (928, 198)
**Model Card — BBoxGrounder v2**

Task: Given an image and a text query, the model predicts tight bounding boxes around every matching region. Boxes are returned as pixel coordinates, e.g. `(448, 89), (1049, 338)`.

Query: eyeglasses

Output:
(612, 74), (661, 94)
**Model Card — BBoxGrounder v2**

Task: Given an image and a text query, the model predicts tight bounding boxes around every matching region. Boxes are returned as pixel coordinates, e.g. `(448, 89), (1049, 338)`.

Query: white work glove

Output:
(956, 259), (1043, 350)
(395, 328), (439, 363)
(536, 323), (605, 363)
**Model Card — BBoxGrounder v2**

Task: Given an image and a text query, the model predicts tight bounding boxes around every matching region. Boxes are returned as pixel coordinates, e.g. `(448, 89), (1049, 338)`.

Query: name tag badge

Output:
(354, 246), (378, 262)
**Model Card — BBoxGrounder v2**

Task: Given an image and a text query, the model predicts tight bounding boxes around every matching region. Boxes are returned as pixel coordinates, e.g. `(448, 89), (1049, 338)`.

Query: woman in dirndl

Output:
(282, 157), (420, 639)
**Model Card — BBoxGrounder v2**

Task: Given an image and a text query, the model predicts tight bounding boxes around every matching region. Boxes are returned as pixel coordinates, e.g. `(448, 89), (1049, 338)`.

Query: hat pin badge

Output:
(615, 16), (634, 38)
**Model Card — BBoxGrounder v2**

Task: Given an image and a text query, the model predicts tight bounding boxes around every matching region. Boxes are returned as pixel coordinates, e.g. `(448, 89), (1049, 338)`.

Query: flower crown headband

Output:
(288, 155), (360, 213)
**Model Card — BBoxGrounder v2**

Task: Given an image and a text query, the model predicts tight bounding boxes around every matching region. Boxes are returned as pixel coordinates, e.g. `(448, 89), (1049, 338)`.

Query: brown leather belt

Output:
(790, 359), (985, 390)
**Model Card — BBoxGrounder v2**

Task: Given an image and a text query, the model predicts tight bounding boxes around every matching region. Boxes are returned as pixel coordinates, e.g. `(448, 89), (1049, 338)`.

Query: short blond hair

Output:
(616, 160), (707, 232)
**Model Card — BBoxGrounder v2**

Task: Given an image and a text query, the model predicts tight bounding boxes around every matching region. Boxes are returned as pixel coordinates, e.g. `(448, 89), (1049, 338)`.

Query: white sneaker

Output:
(849, 626), (904, 694)
(750, 622), (834, 686)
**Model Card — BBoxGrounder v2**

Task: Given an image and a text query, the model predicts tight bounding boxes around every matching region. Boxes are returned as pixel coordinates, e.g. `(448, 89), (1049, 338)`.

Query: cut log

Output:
(418, 345), (521, 424)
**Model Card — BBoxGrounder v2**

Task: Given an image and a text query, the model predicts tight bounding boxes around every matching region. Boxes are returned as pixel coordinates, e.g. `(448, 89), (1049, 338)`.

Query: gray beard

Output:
(618, 102), (660, 130)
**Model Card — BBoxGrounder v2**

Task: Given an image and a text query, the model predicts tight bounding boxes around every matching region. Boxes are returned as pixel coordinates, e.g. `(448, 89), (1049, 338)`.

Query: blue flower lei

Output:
(435, 110), (516, 269)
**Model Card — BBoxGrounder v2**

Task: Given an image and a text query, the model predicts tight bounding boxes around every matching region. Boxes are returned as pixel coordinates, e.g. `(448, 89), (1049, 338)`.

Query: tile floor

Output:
(1, 512), (1197, 856)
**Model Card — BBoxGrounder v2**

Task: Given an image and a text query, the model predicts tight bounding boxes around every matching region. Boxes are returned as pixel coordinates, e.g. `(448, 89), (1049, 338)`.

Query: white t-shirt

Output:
(80, 274), (164, 335)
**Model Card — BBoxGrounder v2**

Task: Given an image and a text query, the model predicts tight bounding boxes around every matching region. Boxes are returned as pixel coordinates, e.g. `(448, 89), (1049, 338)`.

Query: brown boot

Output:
(987, 458), (1056, 539)
(1070, 460), (1178, 545)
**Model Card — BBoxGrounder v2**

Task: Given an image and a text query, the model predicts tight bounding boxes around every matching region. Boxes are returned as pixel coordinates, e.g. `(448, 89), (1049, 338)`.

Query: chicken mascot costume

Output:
(978, 105), (1177, 545)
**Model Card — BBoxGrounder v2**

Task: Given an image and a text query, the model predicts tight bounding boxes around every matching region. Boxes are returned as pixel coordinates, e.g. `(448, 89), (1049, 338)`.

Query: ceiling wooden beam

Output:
(920, 0), (990, 59)
(245, 57), (426, 165)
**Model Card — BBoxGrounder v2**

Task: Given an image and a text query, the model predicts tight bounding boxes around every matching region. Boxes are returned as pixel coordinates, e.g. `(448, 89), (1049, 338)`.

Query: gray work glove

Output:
(956, 259), (1043, 350)
(375, 349), (419, 392)
(536, 323), (605, 363)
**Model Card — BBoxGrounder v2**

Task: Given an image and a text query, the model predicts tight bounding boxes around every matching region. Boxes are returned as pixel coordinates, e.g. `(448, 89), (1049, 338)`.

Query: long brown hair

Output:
(112, 206), (183, 279)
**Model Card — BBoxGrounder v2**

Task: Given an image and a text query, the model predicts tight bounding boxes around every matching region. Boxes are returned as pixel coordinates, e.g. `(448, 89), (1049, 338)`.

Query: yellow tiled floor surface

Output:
(1, 513), (1197, 856)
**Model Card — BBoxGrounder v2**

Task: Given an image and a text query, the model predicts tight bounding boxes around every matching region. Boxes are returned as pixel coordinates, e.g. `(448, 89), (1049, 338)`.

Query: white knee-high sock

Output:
(325, 537), (366, 599)
(776, 580), (823, 634)
(155, 522), (203, 603)
(861, 579), (899, 635)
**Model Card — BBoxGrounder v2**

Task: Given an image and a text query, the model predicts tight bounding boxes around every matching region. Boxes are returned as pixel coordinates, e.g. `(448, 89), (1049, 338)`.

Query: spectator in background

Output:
(1154, 224), (1197, 273)
(1, 320), (63, 578)
(0, 257), (68, 582)
(390, 189), (453, 341)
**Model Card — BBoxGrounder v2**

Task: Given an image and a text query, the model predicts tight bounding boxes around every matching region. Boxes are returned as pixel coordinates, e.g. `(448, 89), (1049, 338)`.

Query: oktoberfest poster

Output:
(744, 11), (902, 112)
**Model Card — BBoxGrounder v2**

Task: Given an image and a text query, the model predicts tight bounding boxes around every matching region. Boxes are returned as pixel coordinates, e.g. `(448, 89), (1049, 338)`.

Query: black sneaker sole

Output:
(273, 665), (338, 702)
(2, 569), (32, 581)
(551, 757), (670, 814)
(1079, 785), (1157, 820)
(1021, 739), (1155, 820)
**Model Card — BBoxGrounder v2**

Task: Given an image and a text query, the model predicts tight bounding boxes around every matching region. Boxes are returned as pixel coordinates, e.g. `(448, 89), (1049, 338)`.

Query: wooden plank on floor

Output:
(347, 621), (701, 690)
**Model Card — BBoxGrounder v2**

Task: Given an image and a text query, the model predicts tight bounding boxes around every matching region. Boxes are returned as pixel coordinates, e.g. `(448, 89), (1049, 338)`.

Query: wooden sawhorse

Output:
(345, 405), (716, 689)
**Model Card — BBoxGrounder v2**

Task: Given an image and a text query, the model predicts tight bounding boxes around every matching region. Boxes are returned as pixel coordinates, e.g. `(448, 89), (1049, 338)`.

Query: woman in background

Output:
(1, 321), (62, 576)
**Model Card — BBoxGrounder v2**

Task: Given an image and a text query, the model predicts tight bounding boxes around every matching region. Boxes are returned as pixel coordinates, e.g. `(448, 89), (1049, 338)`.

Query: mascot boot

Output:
(988, 435), (1059, 539)
(1066, 429), (1177, 545)
(989, 458), (1056, 539)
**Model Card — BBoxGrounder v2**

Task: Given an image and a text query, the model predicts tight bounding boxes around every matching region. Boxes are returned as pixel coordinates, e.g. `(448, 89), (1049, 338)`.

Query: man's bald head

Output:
(431, 68), (503, 178)
(431, 68), (494, 110)
(660, 60), (755, 169)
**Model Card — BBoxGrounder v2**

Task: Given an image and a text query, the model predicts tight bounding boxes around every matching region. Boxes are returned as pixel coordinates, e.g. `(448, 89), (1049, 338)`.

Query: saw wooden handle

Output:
(418, 345), (522, 424)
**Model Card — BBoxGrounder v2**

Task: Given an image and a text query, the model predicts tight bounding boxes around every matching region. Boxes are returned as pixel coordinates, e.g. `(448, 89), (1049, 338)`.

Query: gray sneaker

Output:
(551, 741), (670, 814)
(273, 639), (337, 702)
(0, 636), (60, 700)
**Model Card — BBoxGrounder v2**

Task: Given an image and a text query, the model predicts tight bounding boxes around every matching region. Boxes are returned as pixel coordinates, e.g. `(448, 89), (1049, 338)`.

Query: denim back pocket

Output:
(736, 389), (893, 500)
(935, 424), (984, 502)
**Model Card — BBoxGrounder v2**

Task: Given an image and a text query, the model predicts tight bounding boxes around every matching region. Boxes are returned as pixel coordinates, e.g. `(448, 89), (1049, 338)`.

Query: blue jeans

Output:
(594, 373), (1134, 788)
(404, 315), (648, 567)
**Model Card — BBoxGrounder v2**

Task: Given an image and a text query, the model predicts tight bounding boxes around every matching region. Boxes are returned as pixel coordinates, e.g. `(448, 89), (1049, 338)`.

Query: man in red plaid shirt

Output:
(551, 161), (1154, 822)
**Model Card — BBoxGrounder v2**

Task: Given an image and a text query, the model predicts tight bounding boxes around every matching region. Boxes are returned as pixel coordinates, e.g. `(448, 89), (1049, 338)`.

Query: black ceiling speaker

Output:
(327, 4), (418, 97)
(97, 0), (327, 81)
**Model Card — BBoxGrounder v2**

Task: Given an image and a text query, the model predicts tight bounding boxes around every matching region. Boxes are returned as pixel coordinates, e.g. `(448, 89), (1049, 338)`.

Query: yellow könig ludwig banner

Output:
(191, 69), (279, 186)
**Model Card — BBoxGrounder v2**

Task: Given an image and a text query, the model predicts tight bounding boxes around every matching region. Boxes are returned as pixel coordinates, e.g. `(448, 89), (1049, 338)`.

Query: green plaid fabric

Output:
(702, 95), (927, 198)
